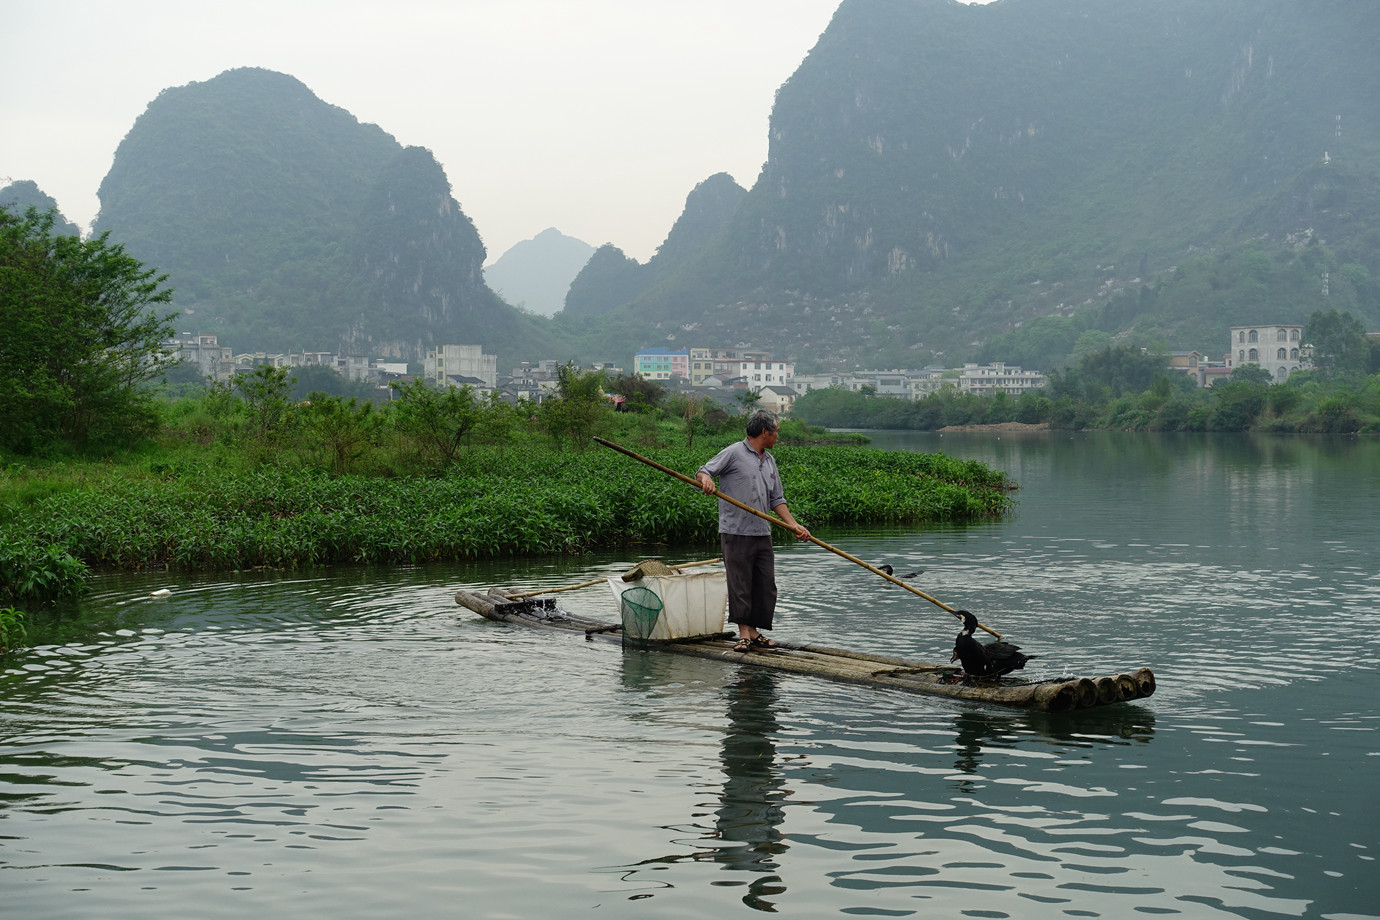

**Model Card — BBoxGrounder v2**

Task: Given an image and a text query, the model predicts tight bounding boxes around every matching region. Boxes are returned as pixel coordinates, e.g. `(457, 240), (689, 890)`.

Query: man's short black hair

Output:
(745, 407), (779, 438)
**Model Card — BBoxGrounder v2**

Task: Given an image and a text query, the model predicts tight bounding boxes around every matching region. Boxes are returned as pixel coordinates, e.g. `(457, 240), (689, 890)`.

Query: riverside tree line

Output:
(794, 316), (1380, 434)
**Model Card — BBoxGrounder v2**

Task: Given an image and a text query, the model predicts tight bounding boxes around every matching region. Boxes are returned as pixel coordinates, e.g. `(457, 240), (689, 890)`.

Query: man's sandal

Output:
(731, 637), (752, 653)
(751, 636), (778, 649)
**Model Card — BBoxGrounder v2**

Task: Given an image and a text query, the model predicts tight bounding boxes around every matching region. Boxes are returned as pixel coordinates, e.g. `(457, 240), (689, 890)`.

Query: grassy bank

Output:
(3, 443), (1012, 575)
(1, 373), (1014, 629)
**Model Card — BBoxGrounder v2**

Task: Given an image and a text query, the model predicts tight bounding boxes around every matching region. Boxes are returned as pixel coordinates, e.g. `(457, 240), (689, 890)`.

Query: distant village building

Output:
(795, 368), (953, 400)
(1166, 351), (1203, 374)
(1200, 362), (1233, 387)
(164, 332), (235, 381)
(755, 385), (798, 415)
(232, 352), (291, 373)
(339, 354), (371, 381)
(494, 360), (622, 405)
(637, 347), (795, 390)
(792, 372), (854, 394)
(1166, 350), (1236, 388)
(909, 372), (954, 398)
(688, 347), (774, 385)
(425, 344), (498, 389)
(227, 350), (376, 382)
(955, 362), (1046, 395)
(731, 357), (795, 389)
(689, 347), (729, 385)
(1227, 325), (1305, 381)
(162, 334), (448, 391)
(634, 347), (690, 381)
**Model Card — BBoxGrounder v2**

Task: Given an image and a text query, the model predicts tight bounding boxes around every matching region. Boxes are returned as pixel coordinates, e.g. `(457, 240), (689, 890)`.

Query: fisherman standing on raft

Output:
(696, 408), (811, 653)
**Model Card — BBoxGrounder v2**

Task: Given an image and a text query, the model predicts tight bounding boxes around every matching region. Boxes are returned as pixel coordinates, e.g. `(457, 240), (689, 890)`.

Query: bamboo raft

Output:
(454, 587), (1156, 713)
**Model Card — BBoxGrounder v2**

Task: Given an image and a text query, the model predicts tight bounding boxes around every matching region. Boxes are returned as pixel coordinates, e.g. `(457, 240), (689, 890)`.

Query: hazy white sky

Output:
(2, 0), (995, 263)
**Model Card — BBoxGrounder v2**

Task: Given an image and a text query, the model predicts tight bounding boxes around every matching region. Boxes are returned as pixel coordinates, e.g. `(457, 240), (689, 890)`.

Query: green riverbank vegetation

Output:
(1, 365), (1015, 614)
(0, 607), (26, 653)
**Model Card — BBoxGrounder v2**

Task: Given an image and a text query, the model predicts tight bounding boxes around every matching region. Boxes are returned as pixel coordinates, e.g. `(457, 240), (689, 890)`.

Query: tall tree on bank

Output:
(0, 206), (175, 454)
(1304, 309), (1370, 379)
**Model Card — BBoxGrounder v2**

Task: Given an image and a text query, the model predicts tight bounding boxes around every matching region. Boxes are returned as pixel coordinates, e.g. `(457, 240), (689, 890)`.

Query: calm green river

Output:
(3, 432), (1377, 918)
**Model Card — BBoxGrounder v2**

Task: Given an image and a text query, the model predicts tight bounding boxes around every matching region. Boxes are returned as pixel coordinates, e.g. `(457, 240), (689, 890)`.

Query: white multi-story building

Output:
(686, 347), (781, 385)
(955, 363), (1046, 395)
(1227, 325), (1305, 381)
(164, 333), (235, 381)
(425, 344), (498, 388)
(730, 357), (795, 389)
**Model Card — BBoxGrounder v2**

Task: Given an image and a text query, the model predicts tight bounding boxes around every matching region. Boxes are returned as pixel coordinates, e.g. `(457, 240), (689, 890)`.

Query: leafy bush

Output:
(1, 205), (176, 454)
(0, 606), (26, 652)
(0, 538), (89, 604)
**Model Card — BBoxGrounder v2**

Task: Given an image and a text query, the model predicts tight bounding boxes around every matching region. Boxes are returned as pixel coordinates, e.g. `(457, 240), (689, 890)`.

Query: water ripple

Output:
(5, 435), (1380, 918)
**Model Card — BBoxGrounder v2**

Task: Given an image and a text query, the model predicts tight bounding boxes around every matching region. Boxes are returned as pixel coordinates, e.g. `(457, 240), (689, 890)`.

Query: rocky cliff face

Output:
(93, 67), (517, 360)
(352, 145), (516, 358)
(616, 0), (1380, 366)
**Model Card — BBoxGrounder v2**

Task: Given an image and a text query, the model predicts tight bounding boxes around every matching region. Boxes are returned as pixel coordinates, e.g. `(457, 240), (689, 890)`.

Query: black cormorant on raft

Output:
(952, 610), (1036, 678)
(454, 587), (1155, 713)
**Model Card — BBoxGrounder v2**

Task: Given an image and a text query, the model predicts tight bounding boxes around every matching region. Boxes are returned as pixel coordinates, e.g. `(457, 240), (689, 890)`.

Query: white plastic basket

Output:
(606, 570), (728, 641)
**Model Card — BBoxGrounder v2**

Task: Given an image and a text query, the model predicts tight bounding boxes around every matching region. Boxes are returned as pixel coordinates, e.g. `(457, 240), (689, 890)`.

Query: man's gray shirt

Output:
(697, 439), (785, 536)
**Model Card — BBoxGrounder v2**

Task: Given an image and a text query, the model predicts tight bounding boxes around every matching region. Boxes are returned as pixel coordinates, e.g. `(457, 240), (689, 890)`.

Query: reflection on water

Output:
(3, 433), (1378, 919)
(710, 669), (789, 908)
(610, 657), (792, 911)
(948, 707), (1155, 781)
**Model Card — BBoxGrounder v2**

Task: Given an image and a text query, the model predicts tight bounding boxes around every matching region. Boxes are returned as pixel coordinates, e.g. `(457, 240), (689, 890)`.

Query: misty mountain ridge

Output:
(34, 0), (1380, 375)
(484, 228), (594, 317)
(1, 180), (82, 237)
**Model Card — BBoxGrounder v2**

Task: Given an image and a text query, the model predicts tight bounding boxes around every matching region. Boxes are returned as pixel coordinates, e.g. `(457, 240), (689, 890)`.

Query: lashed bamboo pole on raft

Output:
(591, 436), (1002, 639)
(503, 558), (723, 600)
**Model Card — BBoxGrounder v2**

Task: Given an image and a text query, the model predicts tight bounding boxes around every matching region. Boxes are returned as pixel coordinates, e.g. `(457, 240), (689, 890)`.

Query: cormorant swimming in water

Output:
(951, 610), (1035, 678)
(878, 564), (923, 579)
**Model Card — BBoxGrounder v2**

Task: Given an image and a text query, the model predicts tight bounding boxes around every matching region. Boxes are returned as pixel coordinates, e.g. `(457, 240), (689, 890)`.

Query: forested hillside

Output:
(599, 0), (1380, 369)
(0, 181), (81, 237)
(92, 68), (553, 363)
(564, 172), (745, 317)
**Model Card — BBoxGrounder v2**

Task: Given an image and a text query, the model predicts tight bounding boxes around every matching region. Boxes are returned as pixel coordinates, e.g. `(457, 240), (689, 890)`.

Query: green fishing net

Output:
(620, 586), (663, 642)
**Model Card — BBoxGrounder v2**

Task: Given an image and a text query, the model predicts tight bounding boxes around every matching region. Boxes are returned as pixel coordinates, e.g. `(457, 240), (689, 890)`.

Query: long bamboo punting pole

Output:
(593, 436), (1001, 639)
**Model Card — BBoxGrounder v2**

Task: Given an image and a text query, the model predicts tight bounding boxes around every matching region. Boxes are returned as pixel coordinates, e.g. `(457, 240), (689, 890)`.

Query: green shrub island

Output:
(5, 435), (1013, 574)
